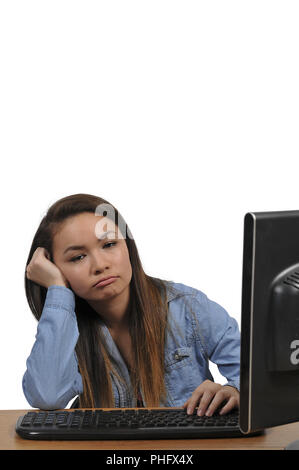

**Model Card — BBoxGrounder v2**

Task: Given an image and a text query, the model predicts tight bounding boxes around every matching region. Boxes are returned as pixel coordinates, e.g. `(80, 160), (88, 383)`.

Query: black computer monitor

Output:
(240, 210), (299, 434)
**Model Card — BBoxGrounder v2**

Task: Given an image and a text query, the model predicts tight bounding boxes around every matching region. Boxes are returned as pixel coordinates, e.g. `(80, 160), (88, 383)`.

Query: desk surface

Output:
(1, 409), (299, 450)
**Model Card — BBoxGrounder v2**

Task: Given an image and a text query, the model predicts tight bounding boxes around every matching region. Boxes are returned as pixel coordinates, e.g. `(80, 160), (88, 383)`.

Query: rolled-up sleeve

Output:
(22, 285), (83, 410)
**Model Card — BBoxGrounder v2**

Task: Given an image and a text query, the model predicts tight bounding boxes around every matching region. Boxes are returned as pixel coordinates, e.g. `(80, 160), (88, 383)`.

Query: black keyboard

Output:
(15, 407), (255, 440)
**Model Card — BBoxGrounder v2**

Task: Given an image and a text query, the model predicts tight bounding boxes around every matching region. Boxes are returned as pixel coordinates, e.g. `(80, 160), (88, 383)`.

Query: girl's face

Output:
(51, 212), (132, 303)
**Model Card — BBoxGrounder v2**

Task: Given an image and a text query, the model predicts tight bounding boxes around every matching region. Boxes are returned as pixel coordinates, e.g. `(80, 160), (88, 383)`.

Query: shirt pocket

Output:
(164, 346), (196, 405)
(164, 346), (193, 371)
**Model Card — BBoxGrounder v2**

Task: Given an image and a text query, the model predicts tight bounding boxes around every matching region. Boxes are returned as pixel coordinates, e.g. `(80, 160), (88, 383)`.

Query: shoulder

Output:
(152, 276), (219, 321)
(159, 279), (210, 330)
(163, 279), (233, 333)
(164, 280), (208, 305)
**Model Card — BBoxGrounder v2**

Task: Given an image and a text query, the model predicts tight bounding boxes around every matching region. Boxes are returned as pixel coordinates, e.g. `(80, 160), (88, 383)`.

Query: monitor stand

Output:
(285, 439), (299, 450)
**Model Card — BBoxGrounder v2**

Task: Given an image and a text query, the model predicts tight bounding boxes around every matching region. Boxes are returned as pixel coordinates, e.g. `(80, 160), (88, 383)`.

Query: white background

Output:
(0, 1), (298, 409)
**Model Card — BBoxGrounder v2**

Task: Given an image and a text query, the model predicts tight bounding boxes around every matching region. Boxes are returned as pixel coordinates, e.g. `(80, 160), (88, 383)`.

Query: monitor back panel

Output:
(240, 211), (299, 433)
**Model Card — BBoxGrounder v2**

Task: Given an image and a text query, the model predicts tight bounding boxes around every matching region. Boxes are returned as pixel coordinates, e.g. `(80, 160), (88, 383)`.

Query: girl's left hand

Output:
(182, 379), (240, 416)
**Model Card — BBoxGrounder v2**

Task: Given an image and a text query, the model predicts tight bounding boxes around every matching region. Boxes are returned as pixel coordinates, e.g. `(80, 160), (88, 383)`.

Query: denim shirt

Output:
(22, 281), (240, 410)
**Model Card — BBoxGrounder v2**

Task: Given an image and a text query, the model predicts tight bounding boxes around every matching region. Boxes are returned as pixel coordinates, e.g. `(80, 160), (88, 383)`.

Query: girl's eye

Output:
(70, 255), (85, 263)
(70, 242), (117, 262)
(104, 242), (117, 249)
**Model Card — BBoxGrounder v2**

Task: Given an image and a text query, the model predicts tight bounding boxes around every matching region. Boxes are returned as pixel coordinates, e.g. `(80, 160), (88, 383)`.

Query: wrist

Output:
(48, 280), (69, 288)
(223, 382), (240, 393)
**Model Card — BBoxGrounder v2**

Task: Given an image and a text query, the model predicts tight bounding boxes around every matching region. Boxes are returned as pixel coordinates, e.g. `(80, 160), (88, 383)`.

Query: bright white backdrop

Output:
(0, 1), (298, 409)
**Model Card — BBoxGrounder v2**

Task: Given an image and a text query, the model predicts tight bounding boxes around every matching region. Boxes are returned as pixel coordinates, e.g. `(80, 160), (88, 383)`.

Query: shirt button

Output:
(174, 354), (180, 360)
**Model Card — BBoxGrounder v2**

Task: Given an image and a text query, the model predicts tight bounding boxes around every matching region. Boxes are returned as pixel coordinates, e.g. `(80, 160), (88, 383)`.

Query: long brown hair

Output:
(25, 193), (174, 408)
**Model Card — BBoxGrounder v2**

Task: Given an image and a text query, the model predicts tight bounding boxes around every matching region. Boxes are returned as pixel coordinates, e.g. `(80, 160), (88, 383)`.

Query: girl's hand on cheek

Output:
(26, 247), (70, 289)
(182, 380), (240, 416)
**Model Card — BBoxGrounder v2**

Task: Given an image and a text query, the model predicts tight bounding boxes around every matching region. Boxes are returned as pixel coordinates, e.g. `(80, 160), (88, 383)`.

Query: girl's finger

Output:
(204, 391), (226, 416)
(219, 396), (238, 415)
(197, 390), (214, 416)
(186, 389), (205, 415)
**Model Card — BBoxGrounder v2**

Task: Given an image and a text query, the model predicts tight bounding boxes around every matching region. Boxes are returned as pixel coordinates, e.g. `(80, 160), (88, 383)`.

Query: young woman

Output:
(23, 193), (240, 417)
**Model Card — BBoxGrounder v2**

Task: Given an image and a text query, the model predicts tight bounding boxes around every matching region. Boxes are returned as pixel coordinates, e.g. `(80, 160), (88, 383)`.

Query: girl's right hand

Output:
(26, 247), (70, 289)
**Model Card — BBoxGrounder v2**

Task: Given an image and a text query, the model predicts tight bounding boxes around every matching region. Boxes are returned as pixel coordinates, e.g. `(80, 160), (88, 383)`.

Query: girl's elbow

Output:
(27, 393), (69, 410)
(23, 379), (69, 410)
